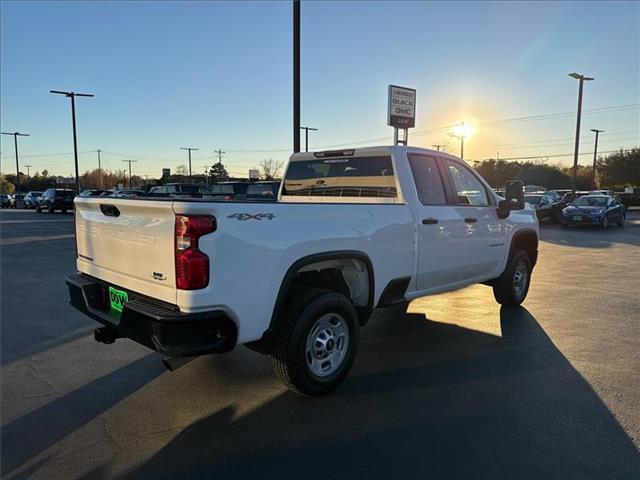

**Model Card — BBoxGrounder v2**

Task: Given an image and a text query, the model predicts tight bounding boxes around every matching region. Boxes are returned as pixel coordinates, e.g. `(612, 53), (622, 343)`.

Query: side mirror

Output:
(505, 180), (525, 210)
(497, 199), (510, 219)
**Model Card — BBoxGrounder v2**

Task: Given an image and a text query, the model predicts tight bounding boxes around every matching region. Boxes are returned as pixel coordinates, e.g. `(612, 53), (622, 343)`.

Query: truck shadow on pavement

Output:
(1, 354), (165, 478)
(103, 307), (639, 480)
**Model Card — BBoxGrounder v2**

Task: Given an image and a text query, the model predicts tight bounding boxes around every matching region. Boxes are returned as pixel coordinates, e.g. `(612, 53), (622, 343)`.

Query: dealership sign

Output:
(387, 85), (416, 128)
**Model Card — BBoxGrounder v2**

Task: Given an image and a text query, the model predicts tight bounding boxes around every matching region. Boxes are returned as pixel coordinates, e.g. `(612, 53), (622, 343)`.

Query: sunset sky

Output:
(1, 0), (638, 178)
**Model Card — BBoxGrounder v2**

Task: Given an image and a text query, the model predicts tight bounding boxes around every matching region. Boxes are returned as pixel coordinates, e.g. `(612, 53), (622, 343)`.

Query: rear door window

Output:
(282, 156), (396, 198)
(408, 155), (447, 205)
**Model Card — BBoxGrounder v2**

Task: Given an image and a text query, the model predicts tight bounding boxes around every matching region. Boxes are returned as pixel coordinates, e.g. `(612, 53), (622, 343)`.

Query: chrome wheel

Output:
(512, 261), (528, 300)
(305, 313), (349, 378)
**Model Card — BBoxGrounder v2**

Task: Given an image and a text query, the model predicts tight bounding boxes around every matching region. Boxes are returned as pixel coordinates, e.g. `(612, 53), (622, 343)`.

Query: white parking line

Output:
(0, 234), (75, 246)
(0, 220), (74, 224)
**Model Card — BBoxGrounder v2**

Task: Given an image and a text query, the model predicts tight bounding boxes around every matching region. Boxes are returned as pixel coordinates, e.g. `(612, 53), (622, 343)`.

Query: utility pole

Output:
(50, 90), (94, 193)
(121, 160), (137, 188)
(568, 73), (594, 195)
(300, 126), (318, 152)
(293, 0), (301, 153)
(202, 165), (210, 186)
(432, 144), (444, 152)
(96, 149), (103, 188)
(590, 129), (604, 189)
(25, 164), (32, 178)
(214, 148), (226, 165)
(180, 147), (198, 182)
(1, 131), (29, 192)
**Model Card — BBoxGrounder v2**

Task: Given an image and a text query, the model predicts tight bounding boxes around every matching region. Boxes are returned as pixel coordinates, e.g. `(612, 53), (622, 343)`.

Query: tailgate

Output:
(75, 198), (177, 304)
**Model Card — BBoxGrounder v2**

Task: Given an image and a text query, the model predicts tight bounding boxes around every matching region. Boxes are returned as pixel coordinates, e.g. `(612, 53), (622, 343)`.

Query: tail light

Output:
(175, 215), (216, 290)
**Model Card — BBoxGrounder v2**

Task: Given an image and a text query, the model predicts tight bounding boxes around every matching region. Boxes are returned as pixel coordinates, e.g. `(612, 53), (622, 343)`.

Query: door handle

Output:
(464, 217), (477, 223)
(422, 218), (439, 225)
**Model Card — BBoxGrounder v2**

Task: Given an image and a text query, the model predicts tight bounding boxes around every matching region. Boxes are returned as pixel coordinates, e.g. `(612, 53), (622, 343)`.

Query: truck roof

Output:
(289, 145), (459, 162)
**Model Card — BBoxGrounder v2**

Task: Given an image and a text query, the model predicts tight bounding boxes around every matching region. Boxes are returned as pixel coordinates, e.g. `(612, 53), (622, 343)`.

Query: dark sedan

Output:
(525, 193), (562, 223)
(560, 195), (625, 229)
(36, 188), (76, 213)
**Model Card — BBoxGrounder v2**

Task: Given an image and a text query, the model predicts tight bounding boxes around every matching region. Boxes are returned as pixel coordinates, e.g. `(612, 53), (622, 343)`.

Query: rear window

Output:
(246, 183), (278, 196)
(209, 184), (236, 194)
(282, 156), (396, 198)
(524, 195), (542, 205)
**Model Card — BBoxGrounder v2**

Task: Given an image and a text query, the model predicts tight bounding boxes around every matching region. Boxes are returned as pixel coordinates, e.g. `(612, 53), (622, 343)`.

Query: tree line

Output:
(474, 148), (638, 190)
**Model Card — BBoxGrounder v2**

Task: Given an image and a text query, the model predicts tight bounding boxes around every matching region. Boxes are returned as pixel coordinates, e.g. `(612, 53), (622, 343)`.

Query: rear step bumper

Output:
(66, 273), (237, 357)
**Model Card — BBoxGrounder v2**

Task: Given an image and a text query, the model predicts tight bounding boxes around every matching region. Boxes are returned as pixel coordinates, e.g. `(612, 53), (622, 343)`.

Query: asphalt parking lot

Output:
(1, 209), (639, 479)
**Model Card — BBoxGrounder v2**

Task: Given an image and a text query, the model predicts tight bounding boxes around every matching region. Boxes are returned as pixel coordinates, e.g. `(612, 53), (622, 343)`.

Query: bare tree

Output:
(175, 164), (189, 176)
(259, 158), (284, 180)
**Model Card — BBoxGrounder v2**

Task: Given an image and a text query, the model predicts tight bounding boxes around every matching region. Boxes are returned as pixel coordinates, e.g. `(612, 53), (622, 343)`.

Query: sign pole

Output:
(393, 127), (399, 146)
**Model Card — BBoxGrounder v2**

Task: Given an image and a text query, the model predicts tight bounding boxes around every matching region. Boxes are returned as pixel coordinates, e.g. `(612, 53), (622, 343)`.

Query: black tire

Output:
(617, 213), (625, 227)
(492, 249), (532, 307)
(272, 289), (360, 396)
(48, 204), (55, 214)
(601, 215), (608, 229)
(36, 206), (41, 213)
(61, 209), (67, 214)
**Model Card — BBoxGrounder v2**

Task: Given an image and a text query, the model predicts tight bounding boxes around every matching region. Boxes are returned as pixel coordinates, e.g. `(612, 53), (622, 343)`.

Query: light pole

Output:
(432, 144), (444, 152)
(121, 160), (137, 188)
(293, 0), (301, 153)
(1, 131), (29, 192)
(568, 73), (594, 194)
(25, 164), (32, 178)
(590, 129), (604, 189)
(300, 126), (318, 152)
(180, 147), (198, 182)
(96, 149), (103, 188)
(50, 90), (94, 193)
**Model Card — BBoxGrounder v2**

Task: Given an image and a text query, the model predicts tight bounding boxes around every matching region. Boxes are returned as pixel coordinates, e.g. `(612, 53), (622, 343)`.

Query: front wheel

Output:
(272, 290), (360, 396)
(617, 213), (625, 227)
(492, 249), (532, 307)
(602, 215), (609, 229)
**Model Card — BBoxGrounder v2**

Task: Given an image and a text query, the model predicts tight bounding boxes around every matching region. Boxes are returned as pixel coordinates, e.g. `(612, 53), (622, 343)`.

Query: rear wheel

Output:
(493, 249), (532, 307)
(272, 289), (360, 396)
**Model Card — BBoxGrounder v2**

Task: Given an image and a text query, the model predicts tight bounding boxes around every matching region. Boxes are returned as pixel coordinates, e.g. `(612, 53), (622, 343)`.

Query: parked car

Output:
(205, 181), (249, 200)
(148, 183), (207, 197)
(80, 189), (107, 197)
(244, 181), (280, 200)
(560, 195), (625, 229)
(36, 188), (75, 213)
(24, 191), (44, 208)
(524, 192), (562, 223)
(12, 193), (24, 208)
(68, 146), (539, 396)
(0, 194), (12, 208)
(560, 191), (589, 204)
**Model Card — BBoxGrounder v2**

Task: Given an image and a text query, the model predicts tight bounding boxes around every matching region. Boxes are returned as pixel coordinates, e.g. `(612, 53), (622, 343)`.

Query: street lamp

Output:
(50, 90), (95, 194)
(1, 131), (29, 192)
(122, 160), (137, 188)
(451, 122), (474, 160)
(590, 129), (604, 189)
(568, 73), (594, 194)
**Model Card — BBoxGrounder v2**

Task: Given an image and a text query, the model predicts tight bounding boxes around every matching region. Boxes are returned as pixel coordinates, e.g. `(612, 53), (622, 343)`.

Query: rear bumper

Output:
(66, 273), (237, 356)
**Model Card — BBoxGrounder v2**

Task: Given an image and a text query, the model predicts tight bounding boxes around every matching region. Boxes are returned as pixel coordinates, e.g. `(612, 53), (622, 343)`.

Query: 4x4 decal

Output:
(227, 213), (275, 221)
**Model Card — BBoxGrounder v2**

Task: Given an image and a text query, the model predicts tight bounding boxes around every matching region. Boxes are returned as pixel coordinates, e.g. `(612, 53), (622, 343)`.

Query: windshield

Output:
(283, 156), (396, 198)
(524, 195), (542, 205)
(573, 196), (609, 207)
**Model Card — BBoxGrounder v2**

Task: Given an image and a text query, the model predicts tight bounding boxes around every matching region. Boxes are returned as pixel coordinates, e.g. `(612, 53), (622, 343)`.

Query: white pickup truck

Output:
(66, 146), (539, 395)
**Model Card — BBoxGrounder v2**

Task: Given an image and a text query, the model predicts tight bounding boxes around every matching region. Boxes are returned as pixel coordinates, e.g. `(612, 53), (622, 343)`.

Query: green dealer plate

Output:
(109, 286), (129, 313)
(573, 215), (582, 221)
